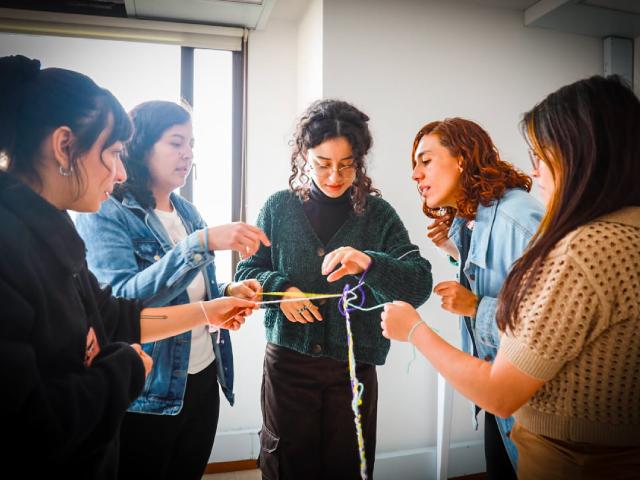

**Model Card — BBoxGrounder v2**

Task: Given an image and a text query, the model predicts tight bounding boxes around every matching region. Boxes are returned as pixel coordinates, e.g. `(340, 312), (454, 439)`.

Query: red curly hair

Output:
(411, 118), (532, 221)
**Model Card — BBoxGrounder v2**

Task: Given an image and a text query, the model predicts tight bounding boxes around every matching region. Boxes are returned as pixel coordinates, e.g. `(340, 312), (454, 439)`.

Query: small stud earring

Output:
(58, 165), (74, 177)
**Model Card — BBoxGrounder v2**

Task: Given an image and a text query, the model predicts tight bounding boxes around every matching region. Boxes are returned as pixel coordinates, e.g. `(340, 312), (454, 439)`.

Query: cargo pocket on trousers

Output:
(258, 426), (280, 480)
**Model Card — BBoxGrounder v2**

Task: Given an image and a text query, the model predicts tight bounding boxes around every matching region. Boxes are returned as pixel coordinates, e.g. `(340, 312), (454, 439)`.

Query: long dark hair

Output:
(411, 118), (531, 221)
(497, 75), (640, 332)
(0, 55), (131, 193)
(113, 101), (191, 209)
(289, 99), (380, 214)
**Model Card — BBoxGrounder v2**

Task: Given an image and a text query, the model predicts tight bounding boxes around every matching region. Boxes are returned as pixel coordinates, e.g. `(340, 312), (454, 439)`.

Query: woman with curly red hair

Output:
(382, 77), (640, 480)
(403, 118), (543, 479)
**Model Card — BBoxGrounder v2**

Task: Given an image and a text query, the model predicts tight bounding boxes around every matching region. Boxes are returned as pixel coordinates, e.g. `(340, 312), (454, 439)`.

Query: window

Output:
(1, 32), (237, 282)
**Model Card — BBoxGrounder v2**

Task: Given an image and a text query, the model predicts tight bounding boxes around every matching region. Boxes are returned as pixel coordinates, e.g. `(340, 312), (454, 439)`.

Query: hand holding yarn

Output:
(202, 296), (258, 331)
(380, 301), (424, 342)
(279, 286), (323, 323)
(322, 246), (372, 283)
(227, 278), (262, 301)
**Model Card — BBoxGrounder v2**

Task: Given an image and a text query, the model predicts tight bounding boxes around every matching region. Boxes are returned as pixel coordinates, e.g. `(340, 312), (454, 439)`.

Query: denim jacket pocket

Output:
(133, 240), (163, 269)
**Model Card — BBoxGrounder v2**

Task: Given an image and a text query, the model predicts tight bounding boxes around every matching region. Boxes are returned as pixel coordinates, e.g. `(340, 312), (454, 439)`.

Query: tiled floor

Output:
(202, 469), (261, 480)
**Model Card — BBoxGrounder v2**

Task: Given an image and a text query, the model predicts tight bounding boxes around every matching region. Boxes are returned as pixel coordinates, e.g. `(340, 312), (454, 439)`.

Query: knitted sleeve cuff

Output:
(500, 334), (564, 381)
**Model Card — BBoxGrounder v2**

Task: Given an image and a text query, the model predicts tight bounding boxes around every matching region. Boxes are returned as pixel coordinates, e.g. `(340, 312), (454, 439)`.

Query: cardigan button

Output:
(194, 253), (203, 263)
(153, 255), (161, 261)
(311, 344), (323, 354)
(484, 354), (493, 362)
(316, 247), (325, 257)
(469, 274), (476, 281)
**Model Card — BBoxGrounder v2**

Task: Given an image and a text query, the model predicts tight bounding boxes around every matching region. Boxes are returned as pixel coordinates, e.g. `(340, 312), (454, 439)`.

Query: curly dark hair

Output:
(113, 100), (191, 209)
(411, 118), (531, 221)
(289, 99), (380, 214)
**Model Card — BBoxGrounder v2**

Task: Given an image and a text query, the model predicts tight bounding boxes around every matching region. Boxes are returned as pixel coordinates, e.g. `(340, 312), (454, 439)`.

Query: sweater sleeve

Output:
(0, 275), (145, 461)
(234, 198), (291, 296)
(363, 203), (432, 307)
(500, 253), (603, 381)
(76, 206), (214, 307)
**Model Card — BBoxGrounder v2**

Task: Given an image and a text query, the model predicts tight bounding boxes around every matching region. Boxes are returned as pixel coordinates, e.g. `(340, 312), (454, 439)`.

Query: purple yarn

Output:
(338, 266), (369, 316)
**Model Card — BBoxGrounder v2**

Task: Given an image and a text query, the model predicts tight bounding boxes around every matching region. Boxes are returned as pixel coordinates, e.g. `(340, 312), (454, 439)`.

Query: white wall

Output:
(212, 0), (602, 476)
(297, 0), (324, 111)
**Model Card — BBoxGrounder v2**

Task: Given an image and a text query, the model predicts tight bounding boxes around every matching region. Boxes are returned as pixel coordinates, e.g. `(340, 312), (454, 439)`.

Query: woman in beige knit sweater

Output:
(382, 75), (640, 479)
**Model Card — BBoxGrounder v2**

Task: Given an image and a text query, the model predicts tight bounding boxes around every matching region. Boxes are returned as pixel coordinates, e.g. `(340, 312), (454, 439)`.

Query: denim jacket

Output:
(448, 188), (544, 469)
(75, 192), (234, 414)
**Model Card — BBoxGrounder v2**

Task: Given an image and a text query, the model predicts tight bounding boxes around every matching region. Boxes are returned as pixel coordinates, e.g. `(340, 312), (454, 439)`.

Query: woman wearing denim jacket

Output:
(383, 77), (640, 480)
(0, 57), (255, 479)
(75, 101), (269, 480)
(406, 118), (543, 479)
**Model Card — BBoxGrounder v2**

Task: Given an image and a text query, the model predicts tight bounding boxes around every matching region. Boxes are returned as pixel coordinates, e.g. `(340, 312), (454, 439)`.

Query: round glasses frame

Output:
(310, 159), (356, 177)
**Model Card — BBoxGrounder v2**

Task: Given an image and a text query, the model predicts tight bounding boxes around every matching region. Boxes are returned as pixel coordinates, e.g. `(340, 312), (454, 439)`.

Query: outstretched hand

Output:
(321, 246), (372, 282)
(205, 222), (271, 257)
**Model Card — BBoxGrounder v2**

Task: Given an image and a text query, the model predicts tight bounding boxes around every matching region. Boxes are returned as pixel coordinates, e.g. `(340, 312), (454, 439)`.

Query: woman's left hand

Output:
(227, 279), (262, 301)
(321, 246), (372, 282)
(380, 301), (423, 342)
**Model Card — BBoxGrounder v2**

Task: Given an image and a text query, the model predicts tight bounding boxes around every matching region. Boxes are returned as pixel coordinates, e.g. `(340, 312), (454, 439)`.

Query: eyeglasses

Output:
(528, 149), (542, 171)
(310, 159), (356, 177)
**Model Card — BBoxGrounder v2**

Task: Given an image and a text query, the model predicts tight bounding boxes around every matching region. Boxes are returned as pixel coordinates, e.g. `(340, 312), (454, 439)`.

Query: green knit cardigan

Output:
(235, 190), (432, 365)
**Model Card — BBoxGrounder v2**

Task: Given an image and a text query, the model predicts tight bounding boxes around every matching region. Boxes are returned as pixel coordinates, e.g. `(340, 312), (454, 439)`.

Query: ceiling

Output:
(0, 0), (278, 29)
(464, 0), (539, 10)
(0, 0), (637, 37)
(526, 0), (640, 38)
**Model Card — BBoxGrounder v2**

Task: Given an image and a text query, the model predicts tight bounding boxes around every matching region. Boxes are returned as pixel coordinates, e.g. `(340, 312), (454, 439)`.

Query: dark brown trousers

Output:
(259, 343), (378, 480)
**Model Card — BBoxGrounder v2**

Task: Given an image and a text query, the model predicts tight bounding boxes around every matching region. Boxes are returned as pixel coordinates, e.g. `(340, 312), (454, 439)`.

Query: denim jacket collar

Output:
(120, 191), (196, 253)
(450, 198), (500, 270)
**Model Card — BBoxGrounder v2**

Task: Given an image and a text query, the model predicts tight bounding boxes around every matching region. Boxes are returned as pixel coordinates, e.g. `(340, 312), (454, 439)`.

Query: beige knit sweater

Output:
(500, 207), (640, 447)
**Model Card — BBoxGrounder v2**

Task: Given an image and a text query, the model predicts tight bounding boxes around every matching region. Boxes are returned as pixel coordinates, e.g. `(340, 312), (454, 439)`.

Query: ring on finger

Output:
(297, 305), (309, 314)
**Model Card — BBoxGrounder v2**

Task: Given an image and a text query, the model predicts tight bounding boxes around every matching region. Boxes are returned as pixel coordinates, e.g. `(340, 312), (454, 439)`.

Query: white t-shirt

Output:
(154, 206), (215, 374)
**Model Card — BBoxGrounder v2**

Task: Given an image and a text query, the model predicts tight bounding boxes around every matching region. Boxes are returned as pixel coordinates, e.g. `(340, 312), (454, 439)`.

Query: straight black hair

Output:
(0, 55), (132, 192)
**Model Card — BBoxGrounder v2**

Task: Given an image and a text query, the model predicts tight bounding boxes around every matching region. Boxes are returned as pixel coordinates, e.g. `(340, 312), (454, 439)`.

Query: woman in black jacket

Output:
(0, 55), (256, 479)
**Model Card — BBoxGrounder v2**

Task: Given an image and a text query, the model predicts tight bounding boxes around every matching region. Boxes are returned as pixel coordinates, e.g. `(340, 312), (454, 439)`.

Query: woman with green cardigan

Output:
(235, 99), (432, 480)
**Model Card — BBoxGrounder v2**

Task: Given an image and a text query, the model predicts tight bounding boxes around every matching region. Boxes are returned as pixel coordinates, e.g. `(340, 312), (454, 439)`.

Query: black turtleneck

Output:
(302, 180), (353, 245)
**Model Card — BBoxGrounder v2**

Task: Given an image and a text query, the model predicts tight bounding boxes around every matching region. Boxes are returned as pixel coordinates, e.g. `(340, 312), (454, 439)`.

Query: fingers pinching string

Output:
(338, 282), (366, 316)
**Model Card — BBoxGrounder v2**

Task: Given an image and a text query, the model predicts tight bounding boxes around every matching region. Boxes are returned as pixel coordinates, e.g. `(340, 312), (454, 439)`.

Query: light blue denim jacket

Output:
(75, 192), (235, 414)
(448, 188), (543, 469)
